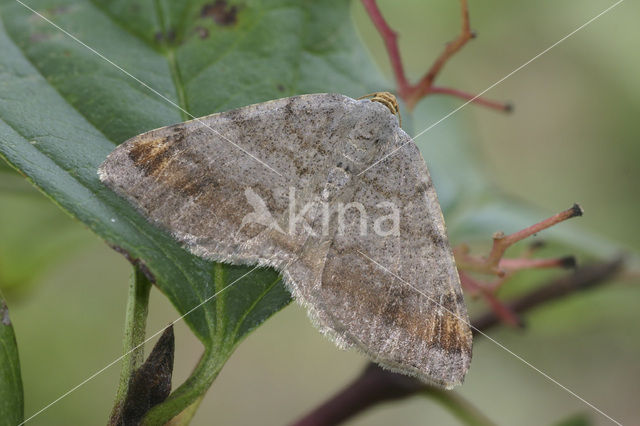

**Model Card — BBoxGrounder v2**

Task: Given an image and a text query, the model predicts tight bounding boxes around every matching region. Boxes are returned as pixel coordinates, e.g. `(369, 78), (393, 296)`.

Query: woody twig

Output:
(455, 204), (583, 326)
(456, 204), (583, 277)
(292, 258), (624, 426)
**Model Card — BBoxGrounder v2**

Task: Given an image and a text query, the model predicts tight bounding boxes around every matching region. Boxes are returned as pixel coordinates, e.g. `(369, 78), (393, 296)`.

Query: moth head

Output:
(357, 91), (401, 126)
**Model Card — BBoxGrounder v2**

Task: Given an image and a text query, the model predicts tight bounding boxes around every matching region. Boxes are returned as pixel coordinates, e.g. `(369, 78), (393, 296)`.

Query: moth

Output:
(98, 93), (472, 388)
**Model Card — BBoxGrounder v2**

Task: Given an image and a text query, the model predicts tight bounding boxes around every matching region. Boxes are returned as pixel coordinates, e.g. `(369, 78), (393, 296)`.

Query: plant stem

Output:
(484, 205), (582, 274)
(424, 387), (496, 426)
(430, 86), (512, 112)
(166, 394), (206, 426)
(471, 257), (623, 333)
(360, 0), (411, 97)
(110, 266), (152, 422)
(292, 363), (424, 426)
(141, 347), (224, 425)
(292, 258), (624, 425)
(455, 204), (583, 276)
(361, 0), (510, 111)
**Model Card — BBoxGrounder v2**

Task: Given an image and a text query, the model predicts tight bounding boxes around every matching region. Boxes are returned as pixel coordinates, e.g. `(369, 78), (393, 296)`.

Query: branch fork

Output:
(292, 5), (630, 426)
(293, 257), (625, 426)
(455, 204), (584, 326)
(362, 0), (511, 111)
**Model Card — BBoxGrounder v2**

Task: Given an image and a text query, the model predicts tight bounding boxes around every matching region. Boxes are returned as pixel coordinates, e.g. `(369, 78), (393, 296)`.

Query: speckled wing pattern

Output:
(98, 93), (472, 388)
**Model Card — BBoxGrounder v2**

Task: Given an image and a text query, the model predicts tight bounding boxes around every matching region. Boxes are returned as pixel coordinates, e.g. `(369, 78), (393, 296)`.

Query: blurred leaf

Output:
(0, 158), (14, 172)
(403, 105), (486, 214)
(0, 168), (31, 192)
(409, 99), (633, 262)
(552, 413), (591, 426)
(407, 96), (640, 336)
(0, 297), (24, 425)
(0, 0), (386, 419)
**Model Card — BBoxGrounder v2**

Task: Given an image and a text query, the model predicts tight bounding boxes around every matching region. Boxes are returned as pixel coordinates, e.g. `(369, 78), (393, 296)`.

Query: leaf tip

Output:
(115, 326), (175, 425)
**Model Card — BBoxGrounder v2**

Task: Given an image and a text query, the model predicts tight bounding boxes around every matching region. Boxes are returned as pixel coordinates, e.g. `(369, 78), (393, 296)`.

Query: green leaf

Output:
(2, 0), (625, 421)
(0, 296), (24, 426)
(0, 0), (387, 419)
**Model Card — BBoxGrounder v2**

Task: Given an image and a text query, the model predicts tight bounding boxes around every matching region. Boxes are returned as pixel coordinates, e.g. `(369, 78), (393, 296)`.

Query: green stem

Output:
(423, 387), (496, 426)
(165, 394), (206, 426)
(0, 295), (24, 425)
(141, 347), (225, 425)
(153, 0), (190, 121)
(140, 263), (231, 424)
(110, 267), (152, 422)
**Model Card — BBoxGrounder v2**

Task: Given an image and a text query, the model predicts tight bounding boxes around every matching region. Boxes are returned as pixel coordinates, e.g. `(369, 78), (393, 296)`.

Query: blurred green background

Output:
(1, 0), (638, 424)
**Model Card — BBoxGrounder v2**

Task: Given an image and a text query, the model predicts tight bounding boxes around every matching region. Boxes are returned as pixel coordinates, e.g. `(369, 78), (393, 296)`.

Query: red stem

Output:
(431, 86), (513, 112)
(486, 204), (583, 271)
(292, 258), (624, 426)
(360, 0), (411, 97)
(499, 256), (575, 271)
(291, 363), (423, 426)
(459, 270), (522, 327)
(410, 0), (474, 105)
(361, 0), (510, 112)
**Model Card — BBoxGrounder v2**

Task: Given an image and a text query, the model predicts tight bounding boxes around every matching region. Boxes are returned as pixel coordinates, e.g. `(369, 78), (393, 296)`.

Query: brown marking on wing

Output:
(384, 297), (469, 356)
(128, 126), (188, 177)
(139, 150), (220, 199)
(180, 175), (220, 197)
(323, 261), (470, 357)
(128, 137), (174, 177)
(434, 311), (470, 355)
